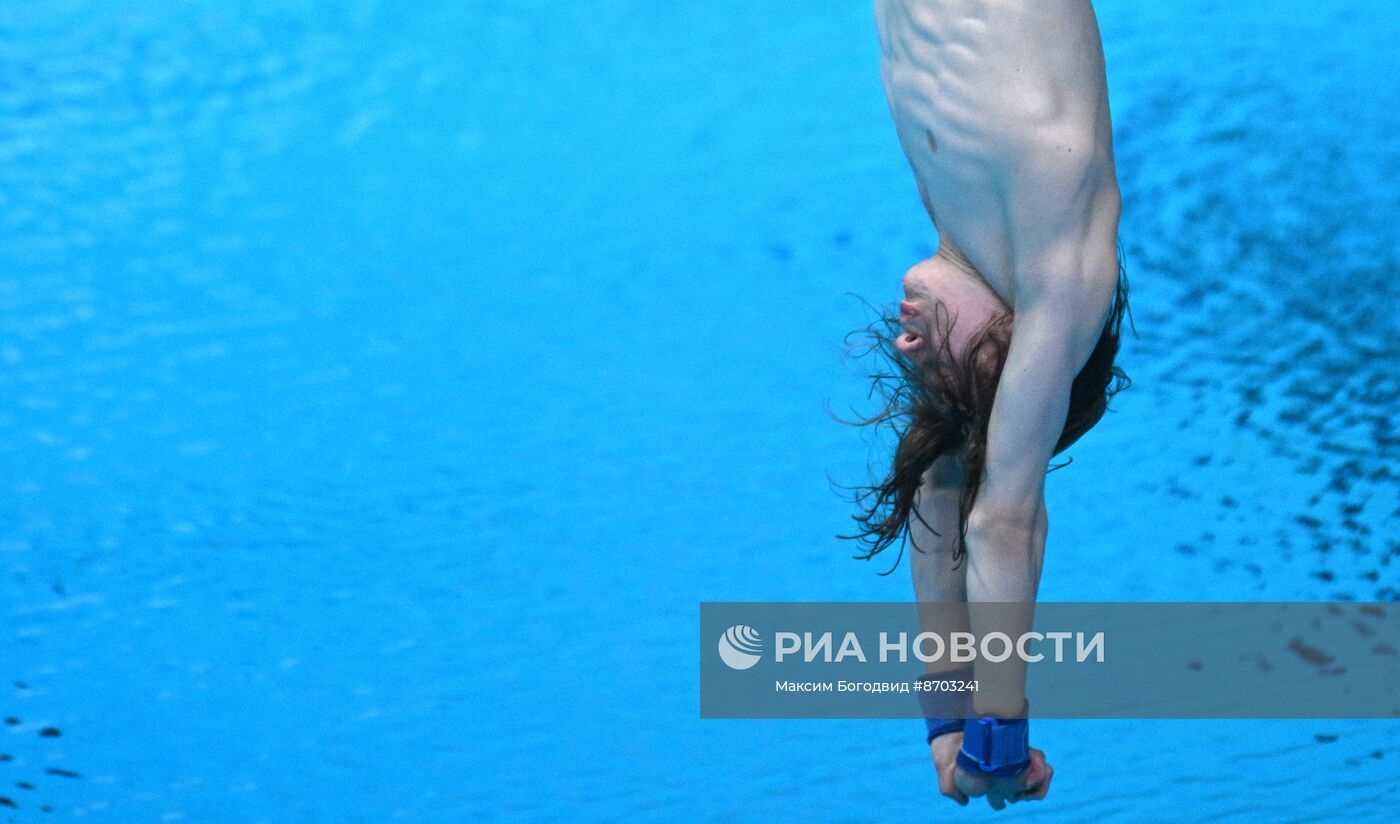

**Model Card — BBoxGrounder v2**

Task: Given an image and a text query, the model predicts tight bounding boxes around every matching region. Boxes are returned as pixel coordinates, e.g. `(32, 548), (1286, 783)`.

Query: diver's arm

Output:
(961, 300), (1074, 715)
(910, 456), (974, 686)
(962, 160), (1121, 717)
(910, 455), (978, 807)
(909, 455), (968, 604)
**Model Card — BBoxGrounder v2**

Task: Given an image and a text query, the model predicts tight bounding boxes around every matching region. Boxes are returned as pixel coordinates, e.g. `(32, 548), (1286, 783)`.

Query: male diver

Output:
(853, 0), (1130, 809)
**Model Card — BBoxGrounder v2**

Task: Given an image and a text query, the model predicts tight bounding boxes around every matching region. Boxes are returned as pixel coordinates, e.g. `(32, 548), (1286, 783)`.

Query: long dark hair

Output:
(840, 254), (1132, 571)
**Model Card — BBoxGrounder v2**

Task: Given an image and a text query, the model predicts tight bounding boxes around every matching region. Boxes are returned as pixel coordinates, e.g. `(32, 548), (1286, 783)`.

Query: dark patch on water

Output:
(2, 682), (83, 817)
(1286, 637), (1334, 666)
(1116, 62), (1400, 599)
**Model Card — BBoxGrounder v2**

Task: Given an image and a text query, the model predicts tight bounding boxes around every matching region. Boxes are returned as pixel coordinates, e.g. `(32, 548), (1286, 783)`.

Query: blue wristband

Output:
(956, 704), (1031, 778)
(915, 666), (976, 744)
(924, 717), (965, 742)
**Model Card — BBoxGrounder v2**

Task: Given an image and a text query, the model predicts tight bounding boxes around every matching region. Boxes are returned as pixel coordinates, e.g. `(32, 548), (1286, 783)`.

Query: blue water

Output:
(0, 0), (1396, 820)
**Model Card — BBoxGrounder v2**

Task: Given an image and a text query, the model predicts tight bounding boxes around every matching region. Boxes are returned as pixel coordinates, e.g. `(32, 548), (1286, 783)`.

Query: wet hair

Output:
(840, 254), (1132, 572)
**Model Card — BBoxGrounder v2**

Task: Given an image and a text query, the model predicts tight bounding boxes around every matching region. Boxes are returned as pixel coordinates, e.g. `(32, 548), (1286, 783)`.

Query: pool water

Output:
(0, 0), (1395, 820)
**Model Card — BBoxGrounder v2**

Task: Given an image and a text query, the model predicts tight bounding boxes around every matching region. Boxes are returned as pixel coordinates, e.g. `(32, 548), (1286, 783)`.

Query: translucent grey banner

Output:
(700, 602), (1400, 719)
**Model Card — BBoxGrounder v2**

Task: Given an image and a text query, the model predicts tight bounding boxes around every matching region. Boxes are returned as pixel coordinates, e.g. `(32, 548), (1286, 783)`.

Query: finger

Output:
(984, 779), (1015, 811)
(988, 776), (1022, 807)
(932, 741), (969, 805)
(1023, 763), (1053, 801)
(955, 768), (988, 799)
(1006, 750), (1045, 795)
(1017, 751), (1049, 793)
(1015, 763), (1053, 802)
(937, 764), (969, 806)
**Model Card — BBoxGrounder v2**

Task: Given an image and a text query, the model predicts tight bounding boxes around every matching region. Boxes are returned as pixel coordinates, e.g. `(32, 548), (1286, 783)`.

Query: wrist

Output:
(957, 701), (1032, 777)
(915, 664), (976, 743)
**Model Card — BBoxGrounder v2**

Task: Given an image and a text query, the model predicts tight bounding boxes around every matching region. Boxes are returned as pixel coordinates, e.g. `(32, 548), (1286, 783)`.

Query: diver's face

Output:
(896, 253), (1010, 367)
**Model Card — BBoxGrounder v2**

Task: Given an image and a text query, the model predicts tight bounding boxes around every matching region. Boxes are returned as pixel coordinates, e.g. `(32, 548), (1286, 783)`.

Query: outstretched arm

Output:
(964, 156), (1122, 717)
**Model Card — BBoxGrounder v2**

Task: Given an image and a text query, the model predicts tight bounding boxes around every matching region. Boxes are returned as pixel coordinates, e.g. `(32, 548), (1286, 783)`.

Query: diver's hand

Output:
(930, 733), (971, 806)
(953, 747), (1053, 810)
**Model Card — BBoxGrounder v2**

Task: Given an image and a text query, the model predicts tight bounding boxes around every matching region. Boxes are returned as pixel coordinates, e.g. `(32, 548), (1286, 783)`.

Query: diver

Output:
(853, 0), (1131, 809)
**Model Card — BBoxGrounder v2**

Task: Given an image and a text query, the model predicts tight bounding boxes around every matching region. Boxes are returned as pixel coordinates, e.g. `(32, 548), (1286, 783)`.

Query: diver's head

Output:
(894, 253), (1009, 370)
(843, 252), (1131, 567)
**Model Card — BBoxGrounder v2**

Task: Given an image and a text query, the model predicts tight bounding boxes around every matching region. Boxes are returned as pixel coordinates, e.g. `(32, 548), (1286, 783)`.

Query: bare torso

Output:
(874, 0), (1118, 310)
